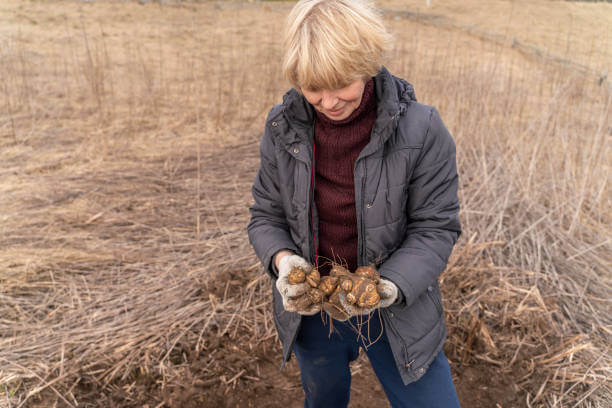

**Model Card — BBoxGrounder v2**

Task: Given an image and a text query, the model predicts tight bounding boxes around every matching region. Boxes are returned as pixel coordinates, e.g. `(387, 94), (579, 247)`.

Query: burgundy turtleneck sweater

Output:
(314, 78), (377, 275)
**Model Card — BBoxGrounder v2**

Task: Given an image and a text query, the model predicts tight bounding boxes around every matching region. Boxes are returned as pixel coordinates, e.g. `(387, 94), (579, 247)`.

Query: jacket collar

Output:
(280, 66), (416, 146)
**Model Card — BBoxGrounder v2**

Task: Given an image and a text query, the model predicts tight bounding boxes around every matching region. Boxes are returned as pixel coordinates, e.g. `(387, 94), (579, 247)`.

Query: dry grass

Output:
(381, 0), (612, 76)
(0, 0), (610, 407)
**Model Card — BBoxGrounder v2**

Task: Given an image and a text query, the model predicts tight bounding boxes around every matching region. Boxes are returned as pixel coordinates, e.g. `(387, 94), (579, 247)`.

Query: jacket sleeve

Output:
(379, 107), (461, 307)
(247, 118), (299, 279)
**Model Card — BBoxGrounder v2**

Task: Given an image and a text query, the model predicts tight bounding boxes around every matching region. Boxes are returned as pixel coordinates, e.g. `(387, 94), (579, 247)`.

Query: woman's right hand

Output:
(275, 254), (320, 315)
(274, 250), (294, 270)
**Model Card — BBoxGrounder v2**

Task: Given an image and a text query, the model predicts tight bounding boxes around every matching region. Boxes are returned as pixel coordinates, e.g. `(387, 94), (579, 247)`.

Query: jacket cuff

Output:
(383, 276), (405, 305)
(263, 244), (298, 279)
(394, 287), (405, 304)
(270, 249), (295, 278)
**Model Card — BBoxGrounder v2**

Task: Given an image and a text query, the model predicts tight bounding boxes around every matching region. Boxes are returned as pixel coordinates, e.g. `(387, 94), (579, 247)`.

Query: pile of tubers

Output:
(287, 263), (381, 320)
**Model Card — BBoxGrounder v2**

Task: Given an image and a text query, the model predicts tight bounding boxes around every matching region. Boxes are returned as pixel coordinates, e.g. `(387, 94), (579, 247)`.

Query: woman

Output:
(247, 0), (461, 406)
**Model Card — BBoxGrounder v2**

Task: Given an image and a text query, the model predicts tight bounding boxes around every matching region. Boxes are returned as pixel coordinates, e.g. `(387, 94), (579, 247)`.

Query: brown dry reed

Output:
(0, 1), (610, 407)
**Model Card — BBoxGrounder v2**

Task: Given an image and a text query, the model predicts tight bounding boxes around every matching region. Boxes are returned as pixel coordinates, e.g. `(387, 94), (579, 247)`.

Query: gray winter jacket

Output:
(247, 66), (461, 385)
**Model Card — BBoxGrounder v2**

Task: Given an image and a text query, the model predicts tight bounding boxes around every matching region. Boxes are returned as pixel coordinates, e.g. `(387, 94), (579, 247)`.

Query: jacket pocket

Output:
(385, 183), (408, 224)
(366, 183), (408, 228)
(384, 309), (414, 369)
(385, 289), (441, 345)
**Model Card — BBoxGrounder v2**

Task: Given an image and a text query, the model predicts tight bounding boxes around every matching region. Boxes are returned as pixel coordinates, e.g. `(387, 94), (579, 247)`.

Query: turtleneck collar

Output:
(314, 78), (376, 127)
(279, 66), (418, 147)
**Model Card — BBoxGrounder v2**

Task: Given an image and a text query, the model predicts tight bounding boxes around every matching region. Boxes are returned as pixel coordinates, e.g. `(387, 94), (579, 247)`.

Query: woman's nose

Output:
(321, 91), (339, 110)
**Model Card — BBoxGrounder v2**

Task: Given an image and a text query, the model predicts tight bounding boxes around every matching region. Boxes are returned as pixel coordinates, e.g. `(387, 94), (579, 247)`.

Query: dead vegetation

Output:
(0, 1), (610, 407)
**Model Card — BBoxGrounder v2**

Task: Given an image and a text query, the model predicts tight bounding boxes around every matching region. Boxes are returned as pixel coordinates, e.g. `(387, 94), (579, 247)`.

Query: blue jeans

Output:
(292, 312), (461, 408)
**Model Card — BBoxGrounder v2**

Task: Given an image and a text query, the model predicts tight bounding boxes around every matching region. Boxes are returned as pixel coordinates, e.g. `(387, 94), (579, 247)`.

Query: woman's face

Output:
(301, 78), (366, 121)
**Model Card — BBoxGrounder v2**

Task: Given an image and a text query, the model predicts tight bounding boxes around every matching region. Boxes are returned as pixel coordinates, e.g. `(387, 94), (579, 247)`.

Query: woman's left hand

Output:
(335, 278), (399, 320)
(377, 279), (400, 308)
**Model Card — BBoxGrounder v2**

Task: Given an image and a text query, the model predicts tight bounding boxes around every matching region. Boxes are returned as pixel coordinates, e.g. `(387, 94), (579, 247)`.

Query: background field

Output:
(0, 0), (610, 407)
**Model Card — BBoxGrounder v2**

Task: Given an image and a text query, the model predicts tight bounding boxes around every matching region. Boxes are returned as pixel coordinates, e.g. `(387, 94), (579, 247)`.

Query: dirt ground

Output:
(70, 319), (523, 408)
(151, 323), (524, 408)
(119, 343), (523, 408)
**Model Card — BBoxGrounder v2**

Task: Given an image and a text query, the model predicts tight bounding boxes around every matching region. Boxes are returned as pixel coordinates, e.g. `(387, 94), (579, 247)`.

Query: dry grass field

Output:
(0, 0), (610, 407)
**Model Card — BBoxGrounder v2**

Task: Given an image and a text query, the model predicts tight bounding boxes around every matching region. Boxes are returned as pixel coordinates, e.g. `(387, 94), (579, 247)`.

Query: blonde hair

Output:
(282, 0), (392, 91)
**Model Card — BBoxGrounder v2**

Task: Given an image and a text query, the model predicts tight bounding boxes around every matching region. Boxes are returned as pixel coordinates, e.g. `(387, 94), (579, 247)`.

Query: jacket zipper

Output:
(358, 113), (414, 370)
(359, 170), (367, 266)
(356, 143), (412, 371)
(355, 113), (400, 267)
(308, 127), (317, 265)
(283, 132), (315, 367)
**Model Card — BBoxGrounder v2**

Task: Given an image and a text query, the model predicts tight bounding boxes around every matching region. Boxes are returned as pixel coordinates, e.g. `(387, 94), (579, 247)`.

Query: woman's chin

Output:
(323, 108), (348, 120)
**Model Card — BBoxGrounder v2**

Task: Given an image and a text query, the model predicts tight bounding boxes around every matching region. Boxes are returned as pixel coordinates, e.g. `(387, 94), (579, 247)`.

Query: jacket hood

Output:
(280, 66), (417, 143)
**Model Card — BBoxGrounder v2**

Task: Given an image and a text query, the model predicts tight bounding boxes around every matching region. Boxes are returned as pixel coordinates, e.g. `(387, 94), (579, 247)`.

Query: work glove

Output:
(275, 254), (321, 315)
(323, 265), (399, 321)
(337, 278), (399, 319)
